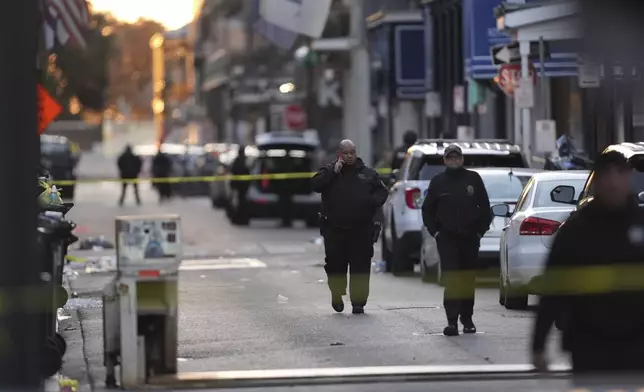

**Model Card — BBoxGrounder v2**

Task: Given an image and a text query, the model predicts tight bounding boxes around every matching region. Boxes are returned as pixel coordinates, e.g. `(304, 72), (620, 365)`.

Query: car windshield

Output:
(414, 153), (526, 181)
(534, 179), (587, 207)
(253, 146), (317, 194)
(479, 172), (531, 201)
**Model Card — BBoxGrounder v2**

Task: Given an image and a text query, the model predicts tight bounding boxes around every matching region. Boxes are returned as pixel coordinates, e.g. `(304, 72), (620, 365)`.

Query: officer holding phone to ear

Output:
(312, 139), (388, 315)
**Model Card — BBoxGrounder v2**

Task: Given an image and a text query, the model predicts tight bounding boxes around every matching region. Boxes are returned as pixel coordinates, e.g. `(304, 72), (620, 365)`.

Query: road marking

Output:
(180, 258), (267, 271)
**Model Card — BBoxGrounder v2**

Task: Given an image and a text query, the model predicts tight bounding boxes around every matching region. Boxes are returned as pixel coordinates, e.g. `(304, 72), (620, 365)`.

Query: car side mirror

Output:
(491, 203), (511, 218)
(551, 185), (576, 205)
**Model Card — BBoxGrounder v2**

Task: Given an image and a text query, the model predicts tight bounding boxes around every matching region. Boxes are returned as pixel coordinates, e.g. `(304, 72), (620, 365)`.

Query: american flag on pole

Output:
(42, 0), (91, 50)
(250, 0), (301, 50)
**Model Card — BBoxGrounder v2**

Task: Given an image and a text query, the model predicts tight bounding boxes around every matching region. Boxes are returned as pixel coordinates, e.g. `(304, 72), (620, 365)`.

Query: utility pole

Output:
(519, 40), (532, 164)
(0, 0), (43, 389)
(347, 0), (372, 166)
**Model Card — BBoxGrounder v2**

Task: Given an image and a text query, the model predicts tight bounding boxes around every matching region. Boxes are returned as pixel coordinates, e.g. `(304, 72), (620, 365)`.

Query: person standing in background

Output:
(152, 150), (173, 203)
(117, 145), (142, 206)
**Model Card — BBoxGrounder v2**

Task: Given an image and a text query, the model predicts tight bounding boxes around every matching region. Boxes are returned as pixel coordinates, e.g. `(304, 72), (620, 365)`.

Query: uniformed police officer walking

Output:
(312, 140), (388, 314)
(421, 144), (492, 336)
(532, 151), (644, 386)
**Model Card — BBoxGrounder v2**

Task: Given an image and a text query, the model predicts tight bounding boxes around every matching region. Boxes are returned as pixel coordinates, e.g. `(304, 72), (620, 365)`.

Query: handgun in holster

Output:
(318, 212), (328, 236)
(372, 221), (382, 243)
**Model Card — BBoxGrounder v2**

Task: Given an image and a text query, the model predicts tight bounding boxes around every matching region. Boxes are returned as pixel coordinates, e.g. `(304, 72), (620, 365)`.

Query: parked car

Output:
(225, 131), (322, 226)
(208, 143), (240, 209)
(419, 167), (539, 284)
(552, 142), (644, 209)
(40, 134), (80, 200)
(382, 139), (530, 276)
(492, 171), (589, 309)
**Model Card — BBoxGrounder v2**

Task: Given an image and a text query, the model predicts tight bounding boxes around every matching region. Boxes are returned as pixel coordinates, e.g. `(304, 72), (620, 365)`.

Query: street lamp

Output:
(279, 82), (295, 94)
(150, 32), (166, 143)
(149, 33), (164, 50)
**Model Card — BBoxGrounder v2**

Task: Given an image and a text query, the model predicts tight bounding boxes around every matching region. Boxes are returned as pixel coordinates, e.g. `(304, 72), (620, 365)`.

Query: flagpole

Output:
(0, 0), (44, 389)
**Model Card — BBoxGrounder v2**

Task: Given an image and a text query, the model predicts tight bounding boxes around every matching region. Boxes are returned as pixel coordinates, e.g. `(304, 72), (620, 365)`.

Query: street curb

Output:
(144, 364), (571, 390)
(60, 278), (94, 392)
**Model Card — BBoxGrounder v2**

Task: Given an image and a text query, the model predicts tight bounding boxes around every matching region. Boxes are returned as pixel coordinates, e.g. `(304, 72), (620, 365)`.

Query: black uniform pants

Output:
(436, 232), (480, 323)
(323, 225), (374, 306)
(119, 181), (141, 205)
(278, 193), (293, 225)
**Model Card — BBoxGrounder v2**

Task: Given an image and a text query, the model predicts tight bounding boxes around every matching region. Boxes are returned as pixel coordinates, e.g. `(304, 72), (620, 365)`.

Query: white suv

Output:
(381, 140), (529, 275)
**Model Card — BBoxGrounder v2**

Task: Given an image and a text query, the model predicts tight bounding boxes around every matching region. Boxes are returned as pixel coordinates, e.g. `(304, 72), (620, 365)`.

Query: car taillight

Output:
(261, 169), (270, 189)
(519, 217), (560, 236)
(405, 187), (422, 209)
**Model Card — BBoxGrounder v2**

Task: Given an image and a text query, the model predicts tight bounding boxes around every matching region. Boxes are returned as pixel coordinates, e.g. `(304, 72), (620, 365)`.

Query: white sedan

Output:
(493, 170), (590, 310)
(419, 167), (539, 284)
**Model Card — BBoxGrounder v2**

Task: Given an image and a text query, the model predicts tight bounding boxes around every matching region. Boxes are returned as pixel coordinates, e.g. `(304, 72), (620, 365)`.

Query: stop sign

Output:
(284, 104), (307, 130)
(497, 64), (536, 96)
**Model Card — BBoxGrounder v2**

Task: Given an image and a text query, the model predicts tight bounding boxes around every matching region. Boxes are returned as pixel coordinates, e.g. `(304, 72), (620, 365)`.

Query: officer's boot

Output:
(443, 318), (459, 336)
(331, 294), (344, 313)
(352, 304), (365, 314)
(460, 316), (476, 334)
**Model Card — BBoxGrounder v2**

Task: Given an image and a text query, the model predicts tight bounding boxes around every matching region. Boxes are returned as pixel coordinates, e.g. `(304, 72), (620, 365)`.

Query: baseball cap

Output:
(444, 144), (462, 157)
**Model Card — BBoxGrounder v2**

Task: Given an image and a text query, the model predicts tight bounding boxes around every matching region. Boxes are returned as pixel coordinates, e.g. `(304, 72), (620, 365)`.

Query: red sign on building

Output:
(497, 64), (537, 96)
(284, 104), (307, 130)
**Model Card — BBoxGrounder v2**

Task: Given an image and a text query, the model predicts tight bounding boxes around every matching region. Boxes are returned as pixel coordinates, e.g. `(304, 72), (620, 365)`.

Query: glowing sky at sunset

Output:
(90, 0), (201, 30)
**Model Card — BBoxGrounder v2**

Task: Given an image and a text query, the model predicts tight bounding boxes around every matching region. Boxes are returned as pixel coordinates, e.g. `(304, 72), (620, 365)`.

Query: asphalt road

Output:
(59, 183), (571, 391)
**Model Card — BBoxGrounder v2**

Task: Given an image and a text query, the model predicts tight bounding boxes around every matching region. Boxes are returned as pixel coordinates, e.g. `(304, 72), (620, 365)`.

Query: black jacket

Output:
(532, 198), (644, 367)
(421, 167), (492, 237)
(391, 145), (411, 171)
(117, 150), (142, 179)
(311, 158), (388, 227)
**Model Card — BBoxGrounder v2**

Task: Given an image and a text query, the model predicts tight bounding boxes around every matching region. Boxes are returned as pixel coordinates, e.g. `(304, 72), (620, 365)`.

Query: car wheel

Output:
(381, 228), (393, 272)
(231, 213), (250, 226)
(504, 282), (528, 310)
(390, 219), (414, 276)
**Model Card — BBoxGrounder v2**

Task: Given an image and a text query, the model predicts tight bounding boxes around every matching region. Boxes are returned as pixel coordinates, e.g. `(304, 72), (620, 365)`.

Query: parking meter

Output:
(103, 215), (181, 388)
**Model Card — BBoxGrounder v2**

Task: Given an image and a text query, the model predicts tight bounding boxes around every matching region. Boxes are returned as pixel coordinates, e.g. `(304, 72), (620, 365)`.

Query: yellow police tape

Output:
(49, 168), (394, 186)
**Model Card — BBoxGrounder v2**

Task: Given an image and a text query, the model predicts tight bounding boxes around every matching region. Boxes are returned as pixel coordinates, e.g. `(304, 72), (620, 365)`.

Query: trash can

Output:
(36, 204), (77, 378)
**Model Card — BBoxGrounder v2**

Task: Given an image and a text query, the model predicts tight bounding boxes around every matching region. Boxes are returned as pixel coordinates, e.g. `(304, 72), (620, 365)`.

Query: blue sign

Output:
(423, 6), (435, 91)
(462, 0), (579, 79)
(393, 24), (426, 99)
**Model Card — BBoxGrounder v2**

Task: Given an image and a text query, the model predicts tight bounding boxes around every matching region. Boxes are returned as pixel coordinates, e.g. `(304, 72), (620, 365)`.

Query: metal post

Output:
(539, 37), (548, 120)
(150, 33), (166, 145)
(520, 40), (532, 164)
(119, 277), (139, 388)
(0, 0), (43, 389)
(348, 0), (372, 165)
